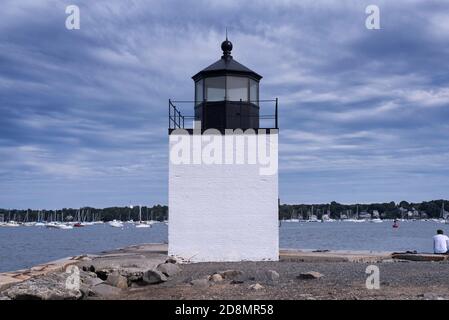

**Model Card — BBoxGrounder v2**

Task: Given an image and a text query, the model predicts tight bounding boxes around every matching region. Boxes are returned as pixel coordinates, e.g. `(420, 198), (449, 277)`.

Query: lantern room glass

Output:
(198, 75), (259, 104)
(226, 76), (248, 101)
(205, 76), (226, 101)
(249, 79), (258, 104)
(195, 79), (203, 106)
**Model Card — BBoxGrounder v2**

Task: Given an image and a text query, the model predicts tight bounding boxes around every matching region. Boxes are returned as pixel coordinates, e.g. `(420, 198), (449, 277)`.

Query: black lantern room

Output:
(191, 37), (262, 130)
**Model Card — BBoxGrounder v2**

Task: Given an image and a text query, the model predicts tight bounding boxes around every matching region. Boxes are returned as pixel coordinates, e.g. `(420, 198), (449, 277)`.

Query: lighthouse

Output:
(168, 37), (279, 262)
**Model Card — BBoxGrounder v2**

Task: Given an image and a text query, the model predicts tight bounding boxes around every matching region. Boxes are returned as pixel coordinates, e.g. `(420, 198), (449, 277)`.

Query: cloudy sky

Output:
(1, 0), (448, 209)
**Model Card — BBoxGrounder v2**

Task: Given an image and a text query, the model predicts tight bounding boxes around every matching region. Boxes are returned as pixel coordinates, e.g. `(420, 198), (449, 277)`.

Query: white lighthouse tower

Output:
(168, 38), (279, 262)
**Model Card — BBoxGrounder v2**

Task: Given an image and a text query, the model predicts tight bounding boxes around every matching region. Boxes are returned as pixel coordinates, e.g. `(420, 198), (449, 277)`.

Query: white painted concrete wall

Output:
(168, 130), (279, 262)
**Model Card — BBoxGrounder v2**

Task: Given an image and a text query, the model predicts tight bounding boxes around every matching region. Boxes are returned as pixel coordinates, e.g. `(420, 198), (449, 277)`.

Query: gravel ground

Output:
(123, 260), (449, 300)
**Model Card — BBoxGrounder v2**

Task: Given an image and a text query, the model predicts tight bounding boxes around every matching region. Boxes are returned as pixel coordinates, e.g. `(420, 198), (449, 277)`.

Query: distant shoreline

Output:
(1, 199), (448, 223)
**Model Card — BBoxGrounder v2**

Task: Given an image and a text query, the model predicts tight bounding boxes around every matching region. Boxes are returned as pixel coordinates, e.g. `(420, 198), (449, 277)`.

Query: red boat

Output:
(74, 222), (84, 227)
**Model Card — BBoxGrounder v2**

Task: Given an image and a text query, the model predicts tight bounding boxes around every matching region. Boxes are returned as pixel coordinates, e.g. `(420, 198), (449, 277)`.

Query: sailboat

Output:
(135, 206), (151, 228)
(146, 208), (158, 225)
(45, 221), (73, 229)
(307, 206), (318, 222)
(23, 210), (35, 226)
(321, 205), (335, 222)
(345, 207), (360, 222)
(4, 221), (20, 227)
(45, 210), (73, 229)
(4, 211), (20, 227)
(441, 202), (449, 224)
(73, 209), (83, 227)
(58, 223), (73, 229)
(109, 219), (124, 228)
(352, 205), (365, 222)
(35, 211), (46, 226)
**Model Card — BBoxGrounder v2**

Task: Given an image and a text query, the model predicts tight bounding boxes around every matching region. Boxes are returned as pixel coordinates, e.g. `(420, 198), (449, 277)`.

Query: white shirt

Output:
(433, 234), (449, 253)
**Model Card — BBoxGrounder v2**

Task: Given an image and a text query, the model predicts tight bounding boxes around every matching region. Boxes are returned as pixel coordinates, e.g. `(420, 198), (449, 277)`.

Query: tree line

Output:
(0, 205), (168, 222)
(0, 200), (447, 222)
(279, 199), (448, 220)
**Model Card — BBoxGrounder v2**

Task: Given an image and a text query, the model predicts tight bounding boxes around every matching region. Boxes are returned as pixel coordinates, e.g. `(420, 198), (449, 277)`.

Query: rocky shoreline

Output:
(1, 244), (449, 300)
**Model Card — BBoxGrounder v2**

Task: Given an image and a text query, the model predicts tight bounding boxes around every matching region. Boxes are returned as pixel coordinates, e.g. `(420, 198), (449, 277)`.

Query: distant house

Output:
(372, 210), (380, 218)
(359, 211), (371, 219)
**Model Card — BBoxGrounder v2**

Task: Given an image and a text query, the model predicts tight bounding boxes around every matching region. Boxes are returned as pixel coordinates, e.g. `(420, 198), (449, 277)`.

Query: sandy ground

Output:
(121, 260), (449, 300)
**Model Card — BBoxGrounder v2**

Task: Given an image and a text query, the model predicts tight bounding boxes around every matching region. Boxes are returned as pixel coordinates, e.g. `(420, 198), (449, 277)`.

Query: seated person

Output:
(433, 229), (449, 254)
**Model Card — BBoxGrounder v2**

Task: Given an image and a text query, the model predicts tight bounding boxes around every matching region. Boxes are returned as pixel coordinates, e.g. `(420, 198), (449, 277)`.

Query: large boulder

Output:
(219, 270), (243, 280)
(3, 272), (82, 300)
(79, 254), (167, 285)
(157, 263), (181, 277)
(79, 270), (104, 297)
(89, 283), (122, 298)
(255, 270), (280, 283)
(166, 256), (179, 264)
(210, 274), (224, 283)
(142, 270), (167, 284)
(106, 272), (128, 289)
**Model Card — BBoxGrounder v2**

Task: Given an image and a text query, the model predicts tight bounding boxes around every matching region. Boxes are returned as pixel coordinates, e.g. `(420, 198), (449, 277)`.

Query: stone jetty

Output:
(1, 244), (449, 300)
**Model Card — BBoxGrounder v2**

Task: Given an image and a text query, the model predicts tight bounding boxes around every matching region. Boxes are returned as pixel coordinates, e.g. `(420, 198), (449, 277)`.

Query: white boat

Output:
(135, 223), (151, 228)
(45, 222), (73, 229)
(58, 224), (73, 230)
(4, 221), (20, 227)
(344, 218), (365, 223)
(109, 220), (124, 228)
(135, 206), (151, 228)
(34, 222), (46, 227)
(45, 222), (59, 229)
(321, 213), (336, 222)
(371, 218), (383, 223)
(23, 222), (35, 227)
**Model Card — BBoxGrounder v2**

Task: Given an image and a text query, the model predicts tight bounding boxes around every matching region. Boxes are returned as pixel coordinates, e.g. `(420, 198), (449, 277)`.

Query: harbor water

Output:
(0, 220), (447, 272)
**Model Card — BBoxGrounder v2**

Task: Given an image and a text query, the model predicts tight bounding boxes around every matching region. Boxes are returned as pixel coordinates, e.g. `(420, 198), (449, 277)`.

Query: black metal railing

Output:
(168, 99), (185, 129)
(168, 98), (278, 130)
